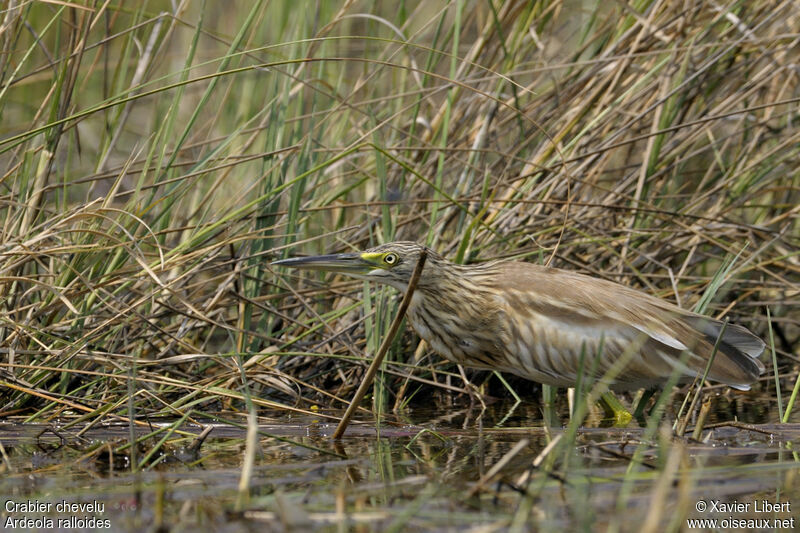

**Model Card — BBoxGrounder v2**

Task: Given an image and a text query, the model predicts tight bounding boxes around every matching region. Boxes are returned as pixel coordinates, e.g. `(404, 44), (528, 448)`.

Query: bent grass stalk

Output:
(333, 250), (427, 439)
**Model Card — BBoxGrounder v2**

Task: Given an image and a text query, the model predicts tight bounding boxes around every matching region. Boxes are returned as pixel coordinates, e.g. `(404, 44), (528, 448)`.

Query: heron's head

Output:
(272, 241), (437, 291)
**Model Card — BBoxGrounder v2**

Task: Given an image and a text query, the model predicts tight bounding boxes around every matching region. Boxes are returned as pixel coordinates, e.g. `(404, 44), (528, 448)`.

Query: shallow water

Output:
(1, 396), (798, 532)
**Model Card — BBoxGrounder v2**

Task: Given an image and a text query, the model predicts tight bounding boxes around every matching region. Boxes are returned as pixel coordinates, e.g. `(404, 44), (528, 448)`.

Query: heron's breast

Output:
(407, 298), (509, 369)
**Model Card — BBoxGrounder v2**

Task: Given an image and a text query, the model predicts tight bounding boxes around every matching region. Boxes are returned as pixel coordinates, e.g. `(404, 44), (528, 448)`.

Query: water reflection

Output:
(0, 395), (797, 531)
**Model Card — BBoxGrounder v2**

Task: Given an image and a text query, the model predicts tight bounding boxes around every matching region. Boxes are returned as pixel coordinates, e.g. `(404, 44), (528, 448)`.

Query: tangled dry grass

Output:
(0, 0), (797, 421)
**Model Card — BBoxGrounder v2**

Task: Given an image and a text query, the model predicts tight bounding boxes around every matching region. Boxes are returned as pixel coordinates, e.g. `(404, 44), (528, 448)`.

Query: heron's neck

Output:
(409, 261), (501, 309)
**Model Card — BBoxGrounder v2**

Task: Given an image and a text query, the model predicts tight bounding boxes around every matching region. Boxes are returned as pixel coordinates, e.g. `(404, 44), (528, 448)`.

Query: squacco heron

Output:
(273, 242), (765, 391)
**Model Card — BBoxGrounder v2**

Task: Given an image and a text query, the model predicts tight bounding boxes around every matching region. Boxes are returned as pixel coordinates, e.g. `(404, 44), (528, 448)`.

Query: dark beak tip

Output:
(271, 256), (313, 268)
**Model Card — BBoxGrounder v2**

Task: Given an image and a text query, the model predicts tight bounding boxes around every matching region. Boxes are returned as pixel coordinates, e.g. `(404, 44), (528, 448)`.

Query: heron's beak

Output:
(271, 252), (381, 275)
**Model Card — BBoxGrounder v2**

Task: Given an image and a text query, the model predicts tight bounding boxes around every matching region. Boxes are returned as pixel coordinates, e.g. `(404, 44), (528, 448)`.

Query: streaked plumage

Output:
(273, 242), (765, 391)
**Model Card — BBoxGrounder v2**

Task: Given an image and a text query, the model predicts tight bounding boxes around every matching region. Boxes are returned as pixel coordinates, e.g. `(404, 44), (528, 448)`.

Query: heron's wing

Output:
(491, 262), (765, 389)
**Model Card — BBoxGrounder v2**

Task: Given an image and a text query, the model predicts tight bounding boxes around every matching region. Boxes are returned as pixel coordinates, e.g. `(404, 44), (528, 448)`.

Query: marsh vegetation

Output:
(0, 1), (798, 530)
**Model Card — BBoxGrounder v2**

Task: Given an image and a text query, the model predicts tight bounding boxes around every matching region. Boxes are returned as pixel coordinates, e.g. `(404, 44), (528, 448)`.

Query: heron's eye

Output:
(384, 253), (398, 265)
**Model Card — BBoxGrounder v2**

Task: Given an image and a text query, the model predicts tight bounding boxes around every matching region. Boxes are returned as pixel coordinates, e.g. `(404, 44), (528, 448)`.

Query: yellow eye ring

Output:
(384, 253), (398, 265)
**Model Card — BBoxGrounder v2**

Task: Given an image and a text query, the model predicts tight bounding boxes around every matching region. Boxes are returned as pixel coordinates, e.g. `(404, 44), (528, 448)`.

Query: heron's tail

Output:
(683, 316), (765, 390)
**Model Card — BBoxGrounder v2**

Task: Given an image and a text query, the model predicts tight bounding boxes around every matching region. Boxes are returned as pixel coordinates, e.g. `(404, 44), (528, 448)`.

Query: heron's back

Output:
(407, 260), (765, 390)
